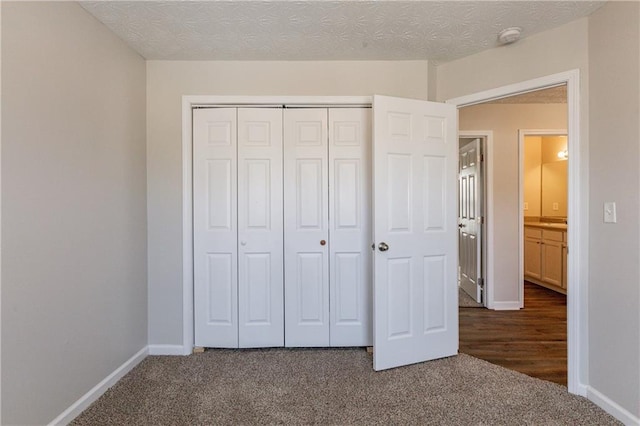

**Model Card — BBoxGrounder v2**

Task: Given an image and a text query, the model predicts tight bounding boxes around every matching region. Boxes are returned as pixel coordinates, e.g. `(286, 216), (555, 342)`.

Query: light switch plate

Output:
(604, 201), (617, 223)
(523, 202), (529, 211)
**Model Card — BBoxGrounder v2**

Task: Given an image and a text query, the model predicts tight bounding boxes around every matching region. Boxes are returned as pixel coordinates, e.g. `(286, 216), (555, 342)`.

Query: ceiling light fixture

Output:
(498, 27), (522, 45)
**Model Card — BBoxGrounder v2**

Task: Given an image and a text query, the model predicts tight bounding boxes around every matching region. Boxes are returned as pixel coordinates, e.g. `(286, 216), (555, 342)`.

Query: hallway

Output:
(459, 282), (567, 385)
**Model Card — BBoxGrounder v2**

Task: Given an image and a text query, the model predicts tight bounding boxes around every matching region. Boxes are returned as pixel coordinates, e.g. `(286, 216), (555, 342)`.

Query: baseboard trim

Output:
(490, 301), (521, 310)
(587, 386), (639, 425)
(48, 346), (148, 426)
(148, 344), (191, 356)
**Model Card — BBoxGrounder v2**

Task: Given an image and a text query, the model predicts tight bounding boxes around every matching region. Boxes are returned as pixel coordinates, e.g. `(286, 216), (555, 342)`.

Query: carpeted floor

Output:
(72, 349), (619, 425)
(459, 287), (483, 308)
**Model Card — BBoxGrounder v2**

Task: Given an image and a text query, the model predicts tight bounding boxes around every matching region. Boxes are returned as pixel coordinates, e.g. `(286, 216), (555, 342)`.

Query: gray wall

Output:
(588, 2), (640, 418)
(1, 2), (147, 424)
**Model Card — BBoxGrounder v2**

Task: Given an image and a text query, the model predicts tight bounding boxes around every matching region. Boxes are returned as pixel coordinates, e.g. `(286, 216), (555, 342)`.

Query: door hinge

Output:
(480, 154), (484, 162)
(478, 278), (485, 288)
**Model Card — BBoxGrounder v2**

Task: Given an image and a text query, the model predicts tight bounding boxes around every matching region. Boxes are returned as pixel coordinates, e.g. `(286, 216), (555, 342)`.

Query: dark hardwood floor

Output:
(459, 282), (567, 386)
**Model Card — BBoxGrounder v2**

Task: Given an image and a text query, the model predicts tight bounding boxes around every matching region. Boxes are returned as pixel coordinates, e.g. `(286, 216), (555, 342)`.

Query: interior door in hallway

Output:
(458, 138), (483, 304)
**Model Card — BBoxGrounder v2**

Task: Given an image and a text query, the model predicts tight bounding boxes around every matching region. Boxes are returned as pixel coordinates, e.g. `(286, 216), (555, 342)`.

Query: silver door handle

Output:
(378, 242), (389, 252)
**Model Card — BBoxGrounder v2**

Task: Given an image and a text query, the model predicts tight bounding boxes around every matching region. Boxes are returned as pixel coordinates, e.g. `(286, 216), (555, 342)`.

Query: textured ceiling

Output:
(487, 85), (567, 104)
(80, 1), (605, 62)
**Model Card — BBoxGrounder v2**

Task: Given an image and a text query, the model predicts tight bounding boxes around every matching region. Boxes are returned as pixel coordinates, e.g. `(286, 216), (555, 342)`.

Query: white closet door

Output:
(194, 108), (239, 348)
(328, 108), (373, 346)
(284, 109), (330, 347)
(237, 108), (284, 347)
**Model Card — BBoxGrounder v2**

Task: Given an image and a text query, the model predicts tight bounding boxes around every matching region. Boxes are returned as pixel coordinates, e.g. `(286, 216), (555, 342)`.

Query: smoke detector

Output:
(498, 27), (522, 45)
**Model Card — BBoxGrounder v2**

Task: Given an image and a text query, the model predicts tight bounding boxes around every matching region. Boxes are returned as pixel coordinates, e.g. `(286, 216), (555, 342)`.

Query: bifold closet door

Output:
(284, 109), (330, 346)
(284, 108), (372, 347)
(194, 108), (239, 348)
(194, 107), (284, 348)
(237, 108), (284, 347)
(328, 108), (372, 347)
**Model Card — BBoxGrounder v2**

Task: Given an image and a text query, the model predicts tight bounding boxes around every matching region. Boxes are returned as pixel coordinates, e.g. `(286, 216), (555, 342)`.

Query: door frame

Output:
(518, 129), (568, 308)
(181, 96), (372, 356)
(458, 131), (493, 308)
(446, 69), (586, 396)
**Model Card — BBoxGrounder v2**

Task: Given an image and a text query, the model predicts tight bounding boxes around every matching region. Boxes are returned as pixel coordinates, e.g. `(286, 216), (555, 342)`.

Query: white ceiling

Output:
(80, 1), (605, 63)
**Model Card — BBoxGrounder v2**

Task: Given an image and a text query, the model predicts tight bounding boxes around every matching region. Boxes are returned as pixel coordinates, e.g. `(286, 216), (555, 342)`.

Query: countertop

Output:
(524, 222), (568, 231)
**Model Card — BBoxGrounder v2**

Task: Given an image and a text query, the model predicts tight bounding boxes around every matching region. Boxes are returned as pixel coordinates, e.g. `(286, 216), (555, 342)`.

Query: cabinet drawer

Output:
(524, 227), (542, 239)
(542, 229), (564, 242)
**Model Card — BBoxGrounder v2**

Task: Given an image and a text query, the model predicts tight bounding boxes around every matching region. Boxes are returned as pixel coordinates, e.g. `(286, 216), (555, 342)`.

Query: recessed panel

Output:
(207, 159), (232, 230)
(388, 154), (411, 232)
(245, 253), (271, 324)
(246, 121), (271, 146)
(388, 112), (412, 141)
(297, 122), (323, 146)
(387, 257), (412, 339)
(207, 253), (233, 324)
(335, 160), (359, 229)
(424, 117), (445, 143)
(423, 255), (446, 333)
(334, 122), (359, 146)
(208, 122), (232, 146)
(424, 156), (446, 232)
(469, 175), (476, 220)
(297, 160), (323, 229)
(246, 160), (270, 229)
(335, 253), (361, 324)
(297, 253), (324, 324)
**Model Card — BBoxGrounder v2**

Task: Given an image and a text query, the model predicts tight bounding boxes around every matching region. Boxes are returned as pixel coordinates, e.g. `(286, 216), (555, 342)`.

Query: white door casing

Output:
(372, 95), (458, 371)
(237, 108), (284, 347)
(328, 108), (373, 347)
(193, 108), (239, 348)
(458, 139), (483, 304)
(284, 109), (330, 346)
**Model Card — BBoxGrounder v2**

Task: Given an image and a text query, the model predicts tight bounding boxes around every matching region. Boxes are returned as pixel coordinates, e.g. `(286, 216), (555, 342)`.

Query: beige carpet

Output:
(72, 349), (619, 425)
(459, 286), (483, 308)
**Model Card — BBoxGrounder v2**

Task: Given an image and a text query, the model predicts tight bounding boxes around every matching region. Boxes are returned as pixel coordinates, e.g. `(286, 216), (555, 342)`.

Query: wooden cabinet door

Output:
(541, 240), (563, 287)
(524, 237), (542, 280)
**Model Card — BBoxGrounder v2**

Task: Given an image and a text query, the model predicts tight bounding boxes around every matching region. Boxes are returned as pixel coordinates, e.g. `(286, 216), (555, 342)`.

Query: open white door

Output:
(458, 139), (483, 304)
(373, 95), (458, 371)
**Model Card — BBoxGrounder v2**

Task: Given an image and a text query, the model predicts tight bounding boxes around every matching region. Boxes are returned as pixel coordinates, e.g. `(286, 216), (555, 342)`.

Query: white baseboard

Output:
(48, 346), (148, 426)
(587, 386), (639, 425)
(148, 344), (191, 356)
(490, 301), (521, 310)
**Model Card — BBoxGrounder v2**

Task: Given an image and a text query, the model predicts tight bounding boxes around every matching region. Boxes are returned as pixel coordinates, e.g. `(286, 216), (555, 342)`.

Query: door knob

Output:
(458, 223), (466, 228)
(378, 242), (389, 252)
(320, 240), (326, 246)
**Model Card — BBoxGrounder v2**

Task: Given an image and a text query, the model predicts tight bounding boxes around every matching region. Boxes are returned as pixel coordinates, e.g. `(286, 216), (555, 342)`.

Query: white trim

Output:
(148, 344), (190, 356)
(181, 96), (373, 354)
(491, 301), (523, 311)
(446, 69), (587, 396)
(587, 386), (640, 426)
(518, 129), (567, 310)
(47, 347), (148, 426)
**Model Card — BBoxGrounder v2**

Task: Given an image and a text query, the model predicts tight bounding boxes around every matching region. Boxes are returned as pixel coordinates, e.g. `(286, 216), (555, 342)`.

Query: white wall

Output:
(459, 103), (567, 303)
(1, 3), (147, 424)
(587, 2), (640, 419)
(146, 60), (430, 345)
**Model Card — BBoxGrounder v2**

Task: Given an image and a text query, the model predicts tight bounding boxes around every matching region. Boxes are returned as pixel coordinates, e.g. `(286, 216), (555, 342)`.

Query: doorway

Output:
(452, 76), (579, 393)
